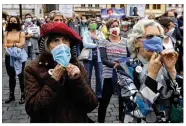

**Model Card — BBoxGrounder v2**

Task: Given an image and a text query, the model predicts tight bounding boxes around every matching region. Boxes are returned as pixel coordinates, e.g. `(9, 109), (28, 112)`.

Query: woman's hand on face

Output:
(148, 52), (162, 80)
(66, 63), (81, 79)
(161, 49), (178, 70)
(161, 49), (178, 79)
(51, 64), (65, 81)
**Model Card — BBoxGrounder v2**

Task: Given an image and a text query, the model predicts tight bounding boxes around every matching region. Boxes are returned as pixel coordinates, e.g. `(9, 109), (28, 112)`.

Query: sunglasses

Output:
(138, 34), (164, 40)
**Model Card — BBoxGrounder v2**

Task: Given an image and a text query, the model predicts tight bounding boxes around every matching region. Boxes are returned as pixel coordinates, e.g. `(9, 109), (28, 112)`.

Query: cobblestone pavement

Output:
(2, 58), (120, 123)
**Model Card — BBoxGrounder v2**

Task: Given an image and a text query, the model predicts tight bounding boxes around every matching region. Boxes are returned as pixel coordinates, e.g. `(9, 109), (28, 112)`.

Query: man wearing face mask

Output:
(158, 17), (183, 77)
(23, 13), (40, 60)
(166, 10), (178, 27)
(120, 21), (132, 38)
(39, 10), (64, 55)
(79, 16), (88, 52)
(80, 16), (88, 38)
(68, 12), (81, 57)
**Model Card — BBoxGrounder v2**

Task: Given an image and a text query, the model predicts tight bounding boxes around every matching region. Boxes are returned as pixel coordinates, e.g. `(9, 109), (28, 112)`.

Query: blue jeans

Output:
(83, 54), (102, 98)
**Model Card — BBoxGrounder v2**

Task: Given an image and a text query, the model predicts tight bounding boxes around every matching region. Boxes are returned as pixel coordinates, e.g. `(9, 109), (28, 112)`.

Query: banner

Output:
(101, 8), (125, 19)
(59, 4), (73, 18)
(126, 4), (146, 17)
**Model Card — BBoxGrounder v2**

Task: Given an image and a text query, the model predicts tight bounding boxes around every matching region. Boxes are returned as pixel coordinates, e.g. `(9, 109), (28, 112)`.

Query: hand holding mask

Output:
(66, 63), (81, 79)
(161, 49), (178, 70)
(148, 52), (162, 80)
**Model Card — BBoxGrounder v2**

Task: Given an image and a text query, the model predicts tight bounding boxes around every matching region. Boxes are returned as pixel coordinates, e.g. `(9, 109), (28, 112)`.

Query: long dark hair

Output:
(6, 16), (22, 31)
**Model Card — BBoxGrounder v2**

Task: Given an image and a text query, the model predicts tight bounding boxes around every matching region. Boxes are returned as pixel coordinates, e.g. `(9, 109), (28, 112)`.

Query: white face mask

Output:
(82, 19), (87, 23)
(137, 54), (148, 64)
(109, 27), (120, 36)
(25, 18), (32, 23)
(166, 27), (175, 36)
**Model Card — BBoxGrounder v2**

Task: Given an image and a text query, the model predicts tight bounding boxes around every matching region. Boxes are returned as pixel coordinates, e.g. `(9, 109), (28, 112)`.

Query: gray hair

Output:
(49, 10), (63, 21)
(127, 19), (164, 58)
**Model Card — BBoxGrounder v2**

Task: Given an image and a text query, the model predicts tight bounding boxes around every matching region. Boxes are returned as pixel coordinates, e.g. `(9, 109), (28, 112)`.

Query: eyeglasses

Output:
(138, 34), (164, 40)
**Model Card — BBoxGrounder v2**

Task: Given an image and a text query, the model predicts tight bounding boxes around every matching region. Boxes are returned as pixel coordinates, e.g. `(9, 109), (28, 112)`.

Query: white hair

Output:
(127, 19), (164, 58)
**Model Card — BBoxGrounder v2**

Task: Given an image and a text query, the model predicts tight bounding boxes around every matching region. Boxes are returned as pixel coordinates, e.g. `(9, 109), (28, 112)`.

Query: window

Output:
(46, 4), (56, 13)
(88, 4), (92, 7)
(120, 4), (124, 8)
(153, 4), (161, 9)
(157, 4), (161, 9)
(175, 4), (178, 7)
(111, 4), (115, 7)
(81, 4), (85, 7)
(146, 4), (149, 9)
(153, 4), (156, 9)
(95, 4), (99, 8)
(169, 4), (172, 7)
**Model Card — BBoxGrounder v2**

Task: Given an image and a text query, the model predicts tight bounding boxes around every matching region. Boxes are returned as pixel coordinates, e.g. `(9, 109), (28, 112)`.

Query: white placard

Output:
(59, 4), (73, 18)
(126, 4), (146, 17)
(27, 26), (40, 34)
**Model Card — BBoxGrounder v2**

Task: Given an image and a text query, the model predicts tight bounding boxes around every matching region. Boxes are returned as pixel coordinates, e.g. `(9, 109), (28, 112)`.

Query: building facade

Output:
(2, 4), (44, 18)
(166, 4), (183, 16)
(73, 4), (106, 17)
(106, 4), (126, 8)
(145, 4), (166, 17)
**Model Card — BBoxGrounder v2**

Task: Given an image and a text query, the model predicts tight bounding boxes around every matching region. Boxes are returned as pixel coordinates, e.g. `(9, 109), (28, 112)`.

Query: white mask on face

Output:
(137, 54), (148, 64)
(109, 27), (120, 36)
(166, 27), (175, 37)
(82, 19), (87, 23)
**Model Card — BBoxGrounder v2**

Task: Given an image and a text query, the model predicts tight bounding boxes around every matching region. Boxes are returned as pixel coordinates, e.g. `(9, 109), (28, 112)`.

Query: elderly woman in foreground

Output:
(24, 22), (98, 123)
(119, 19), (183, 123)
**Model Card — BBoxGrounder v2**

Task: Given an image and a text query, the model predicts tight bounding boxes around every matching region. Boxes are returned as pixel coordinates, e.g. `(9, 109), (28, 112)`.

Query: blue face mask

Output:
(25, 18), (32, 23)
(51, 44), (71, 68)
(142, 36), (163, 52)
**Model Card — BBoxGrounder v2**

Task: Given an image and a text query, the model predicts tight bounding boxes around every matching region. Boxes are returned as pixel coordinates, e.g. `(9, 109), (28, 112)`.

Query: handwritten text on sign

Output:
(27, 27), (40, 34)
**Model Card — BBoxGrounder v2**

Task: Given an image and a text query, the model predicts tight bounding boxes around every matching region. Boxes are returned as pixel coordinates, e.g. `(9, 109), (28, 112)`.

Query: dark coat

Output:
(24, 52), (98, 123)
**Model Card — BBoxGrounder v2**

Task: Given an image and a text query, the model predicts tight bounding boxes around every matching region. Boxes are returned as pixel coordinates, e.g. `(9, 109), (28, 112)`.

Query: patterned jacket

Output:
(117, 59), (183, 123)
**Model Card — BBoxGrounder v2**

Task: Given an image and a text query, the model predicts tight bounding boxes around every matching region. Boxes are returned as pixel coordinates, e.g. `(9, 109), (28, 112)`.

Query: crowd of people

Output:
(2, 8), (183, 123)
